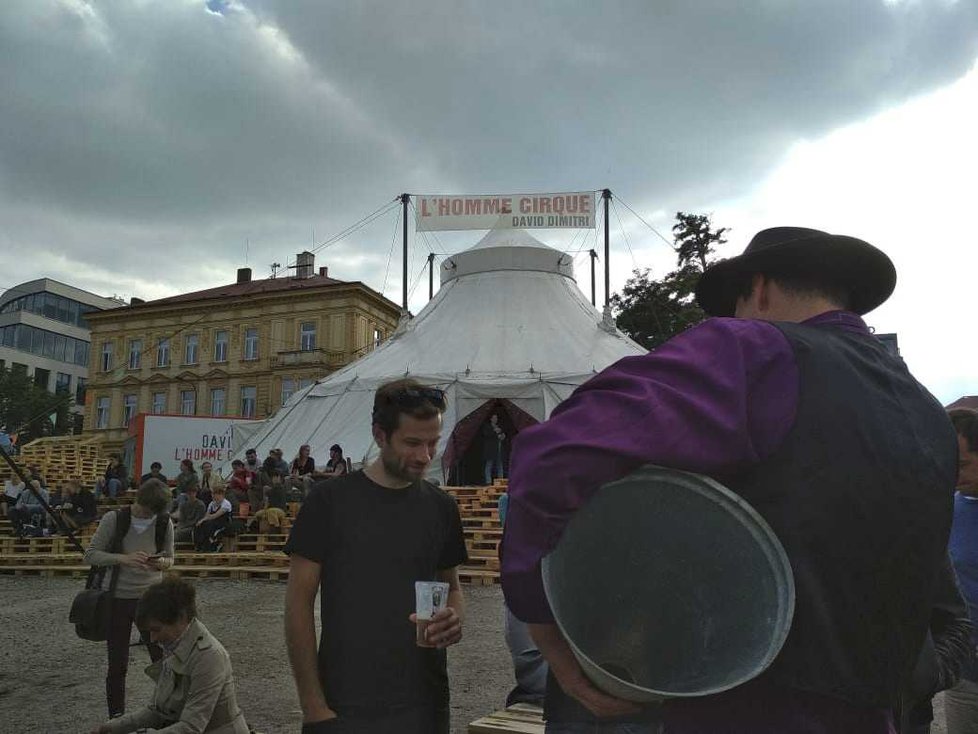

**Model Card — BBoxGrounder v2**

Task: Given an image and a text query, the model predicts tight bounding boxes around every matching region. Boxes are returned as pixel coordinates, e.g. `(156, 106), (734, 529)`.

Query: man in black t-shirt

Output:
(285, 378), (467, 734)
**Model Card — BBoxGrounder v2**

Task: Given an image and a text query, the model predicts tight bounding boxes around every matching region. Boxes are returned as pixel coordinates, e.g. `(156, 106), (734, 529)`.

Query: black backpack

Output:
(68, 508), (168, 641)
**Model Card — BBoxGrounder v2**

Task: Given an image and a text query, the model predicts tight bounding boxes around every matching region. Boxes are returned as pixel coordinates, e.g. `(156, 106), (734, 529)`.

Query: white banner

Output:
(415, 192), (596, 231)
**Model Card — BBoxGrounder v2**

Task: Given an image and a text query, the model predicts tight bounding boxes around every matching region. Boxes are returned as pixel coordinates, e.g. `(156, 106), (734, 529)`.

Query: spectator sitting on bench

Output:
(252, 473), (289, 534)
(287, 444), (316, 498)
(195, 486), (232, 552)
(323, 444), (349, 478)
(172, 459), (199, 506)
(1, 478), (23, 517)
(139, 461), (168, 486)
(96, 454), (128, 500)
(244, 448), (260, 483)
(227, 460), (251, 508)
(9, 478), (49, 535)
(198, 461), (224, 507)
(171, 484), (206, 544)
(258, 451), (289, 505)
(47, 484), (64, 511)
(53, 479), (97, 533)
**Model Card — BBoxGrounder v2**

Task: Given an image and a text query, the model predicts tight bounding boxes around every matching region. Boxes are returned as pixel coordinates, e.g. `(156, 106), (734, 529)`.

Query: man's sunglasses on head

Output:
(389, 387), (447, 410)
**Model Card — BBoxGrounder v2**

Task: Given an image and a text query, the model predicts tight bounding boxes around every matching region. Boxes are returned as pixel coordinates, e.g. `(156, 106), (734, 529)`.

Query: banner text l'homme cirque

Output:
(415, 192), (596, 231)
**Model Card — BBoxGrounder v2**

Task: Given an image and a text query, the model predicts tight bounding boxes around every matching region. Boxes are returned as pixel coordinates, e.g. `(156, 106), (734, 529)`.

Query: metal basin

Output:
(542, 465), (795, 702)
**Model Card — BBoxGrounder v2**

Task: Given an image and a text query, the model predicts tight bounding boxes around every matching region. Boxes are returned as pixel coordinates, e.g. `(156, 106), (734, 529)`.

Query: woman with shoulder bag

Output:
(89, 576), (250, 734)
(83, 478), (175, 718)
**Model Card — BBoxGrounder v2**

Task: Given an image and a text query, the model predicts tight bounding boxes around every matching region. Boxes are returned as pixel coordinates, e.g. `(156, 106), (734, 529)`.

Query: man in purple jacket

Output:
(501, 227), (958, 734)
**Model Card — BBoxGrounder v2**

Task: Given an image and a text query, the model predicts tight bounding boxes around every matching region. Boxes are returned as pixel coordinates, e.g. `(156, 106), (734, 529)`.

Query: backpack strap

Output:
(154, 513), (168, 554)
(111, 507), (132, 553)
(105, 507), (131, 595)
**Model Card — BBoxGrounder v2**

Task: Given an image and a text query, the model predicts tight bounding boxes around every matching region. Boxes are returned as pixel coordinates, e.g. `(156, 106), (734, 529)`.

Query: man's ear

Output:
(755, 274), (772, 313)
(371, 423), (387, 449)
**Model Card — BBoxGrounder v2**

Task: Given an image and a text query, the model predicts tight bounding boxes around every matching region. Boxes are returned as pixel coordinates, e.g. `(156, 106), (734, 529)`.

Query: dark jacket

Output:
(65, 489), (97, 522)
(729, 321), (958, 707)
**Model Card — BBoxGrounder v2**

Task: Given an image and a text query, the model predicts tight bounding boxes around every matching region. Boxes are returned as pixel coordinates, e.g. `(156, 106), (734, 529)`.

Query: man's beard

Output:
(381, 450), (425, 482)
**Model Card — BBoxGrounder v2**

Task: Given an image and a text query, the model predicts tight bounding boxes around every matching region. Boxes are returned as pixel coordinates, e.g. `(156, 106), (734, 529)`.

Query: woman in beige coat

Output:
(90, 577), (249, 734)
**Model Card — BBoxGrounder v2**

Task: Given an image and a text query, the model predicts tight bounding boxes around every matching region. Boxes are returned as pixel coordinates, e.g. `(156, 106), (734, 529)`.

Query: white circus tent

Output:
(239, 229), (645, 482)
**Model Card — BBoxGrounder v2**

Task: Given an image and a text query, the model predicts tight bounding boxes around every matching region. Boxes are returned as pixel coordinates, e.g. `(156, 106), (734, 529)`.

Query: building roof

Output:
(147, 273), (344, 306)
(85, 272), (400, 319)
(0, 277), (123, 311)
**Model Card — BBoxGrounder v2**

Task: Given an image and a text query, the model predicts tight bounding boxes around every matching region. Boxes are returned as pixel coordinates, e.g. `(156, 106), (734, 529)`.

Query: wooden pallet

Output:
(468, 703), (544, 733)
(16, 435), (108, 487)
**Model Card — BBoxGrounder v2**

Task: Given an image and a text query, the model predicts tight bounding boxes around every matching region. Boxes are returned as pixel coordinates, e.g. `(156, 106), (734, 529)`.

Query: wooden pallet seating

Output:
(0, 483), (505, 584)
(468, 703), (544, 733)
(3, 435), (108, 487)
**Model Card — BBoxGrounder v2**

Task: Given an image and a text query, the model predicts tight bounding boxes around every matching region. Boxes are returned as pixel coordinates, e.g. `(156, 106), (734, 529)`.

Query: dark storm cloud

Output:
(0, 0), (976, 301)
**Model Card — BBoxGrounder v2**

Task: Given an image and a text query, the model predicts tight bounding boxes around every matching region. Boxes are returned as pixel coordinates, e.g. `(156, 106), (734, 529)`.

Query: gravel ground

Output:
(0, 577), (951, 733)
(0, 578), (513, 734)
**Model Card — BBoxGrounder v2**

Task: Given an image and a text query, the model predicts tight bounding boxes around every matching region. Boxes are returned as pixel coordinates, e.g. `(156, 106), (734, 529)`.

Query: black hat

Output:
(695, 226), (896, 317)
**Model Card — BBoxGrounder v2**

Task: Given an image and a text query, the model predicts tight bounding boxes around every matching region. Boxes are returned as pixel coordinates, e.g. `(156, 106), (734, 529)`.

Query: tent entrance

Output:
(443, 399), (537, 486)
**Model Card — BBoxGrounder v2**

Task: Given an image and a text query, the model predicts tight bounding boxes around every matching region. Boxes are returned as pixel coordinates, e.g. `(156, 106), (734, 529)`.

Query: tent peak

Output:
(467, 229), (553, 252)
(442, 230), (574, 285)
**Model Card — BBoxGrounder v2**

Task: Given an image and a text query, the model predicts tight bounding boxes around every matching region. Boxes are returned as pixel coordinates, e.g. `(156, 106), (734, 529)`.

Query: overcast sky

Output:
(2, 0), (977, 403)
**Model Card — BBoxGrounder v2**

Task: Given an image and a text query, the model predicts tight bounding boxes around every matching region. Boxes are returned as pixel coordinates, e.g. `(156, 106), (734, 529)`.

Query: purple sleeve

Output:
(500, 317), (799, 623)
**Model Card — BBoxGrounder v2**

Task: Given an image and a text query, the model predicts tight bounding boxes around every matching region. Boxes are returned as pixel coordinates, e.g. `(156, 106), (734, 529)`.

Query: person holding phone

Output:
(83, 479), (174, 717)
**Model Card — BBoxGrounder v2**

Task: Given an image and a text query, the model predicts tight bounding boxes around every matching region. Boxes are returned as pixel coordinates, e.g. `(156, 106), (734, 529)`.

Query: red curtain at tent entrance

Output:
(441, 398), (538, 479)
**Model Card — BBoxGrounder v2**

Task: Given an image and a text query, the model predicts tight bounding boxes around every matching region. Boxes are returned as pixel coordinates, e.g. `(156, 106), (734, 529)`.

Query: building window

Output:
(75, 377), (87, 405)
(298, 378), (315, 390)
(74, 339), (90, 367)
(0, 324), (89, 366)
(243, 328), (259, 360)
(100, 341), (113, 372)
(240, 386), (257, 418)
(0, 291), (100, 328)
(42, 331), (57, 359)
(374, 328), (382, 347)
(210, 388), (226, 416)
(281, 379), (295, 406)
(128, 339), (142, 370)
(123, 394), (137, 427)
(96, 397), (110, 429)
(214, 330), (228, 362)
(180, 389), (196, 416)
(55, 372), (71, 393)
(34, 368), (50, 390)
(157, 337), (170, 367)
(152, 392), (166, 414)
(300, 322), (316, 351)
(184, 334), (199, 365)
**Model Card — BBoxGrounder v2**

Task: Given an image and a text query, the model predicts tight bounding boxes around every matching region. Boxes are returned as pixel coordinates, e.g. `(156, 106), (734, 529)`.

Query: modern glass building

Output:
(0, 279), (123, 426)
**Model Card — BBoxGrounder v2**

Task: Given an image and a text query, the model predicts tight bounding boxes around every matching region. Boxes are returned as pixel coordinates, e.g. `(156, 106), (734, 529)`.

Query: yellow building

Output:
(83, 254), (401, 449)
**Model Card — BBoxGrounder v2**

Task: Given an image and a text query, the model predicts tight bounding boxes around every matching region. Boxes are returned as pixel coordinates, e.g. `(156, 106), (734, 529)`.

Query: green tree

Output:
(611, 211), (727, 349)
(0, 366), (73, 446)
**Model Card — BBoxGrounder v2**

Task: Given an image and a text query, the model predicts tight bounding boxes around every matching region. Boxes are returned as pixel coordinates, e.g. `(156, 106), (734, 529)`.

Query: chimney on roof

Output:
(296, 251), (315, 279)
(319, 266), (329, 277)
(130, 297), (145, 306)
(237, 267), (252, 284)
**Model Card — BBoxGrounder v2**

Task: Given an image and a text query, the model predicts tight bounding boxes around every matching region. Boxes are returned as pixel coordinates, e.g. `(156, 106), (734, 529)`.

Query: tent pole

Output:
(602, 189), (611, 307)
(428, 252), (436, 301)
(400, 193), (410, 310)
(589, 249), (597, 306)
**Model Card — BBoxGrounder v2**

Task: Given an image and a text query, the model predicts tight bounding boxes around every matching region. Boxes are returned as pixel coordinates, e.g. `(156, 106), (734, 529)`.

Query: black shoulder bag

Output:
(69, 507), (133, 641)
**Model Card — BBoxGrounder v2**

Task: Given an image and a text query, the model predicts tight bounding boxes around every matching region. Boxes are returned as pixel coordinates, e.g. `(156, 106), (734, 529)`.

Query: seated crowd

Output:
(1, 444), (351, 549)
